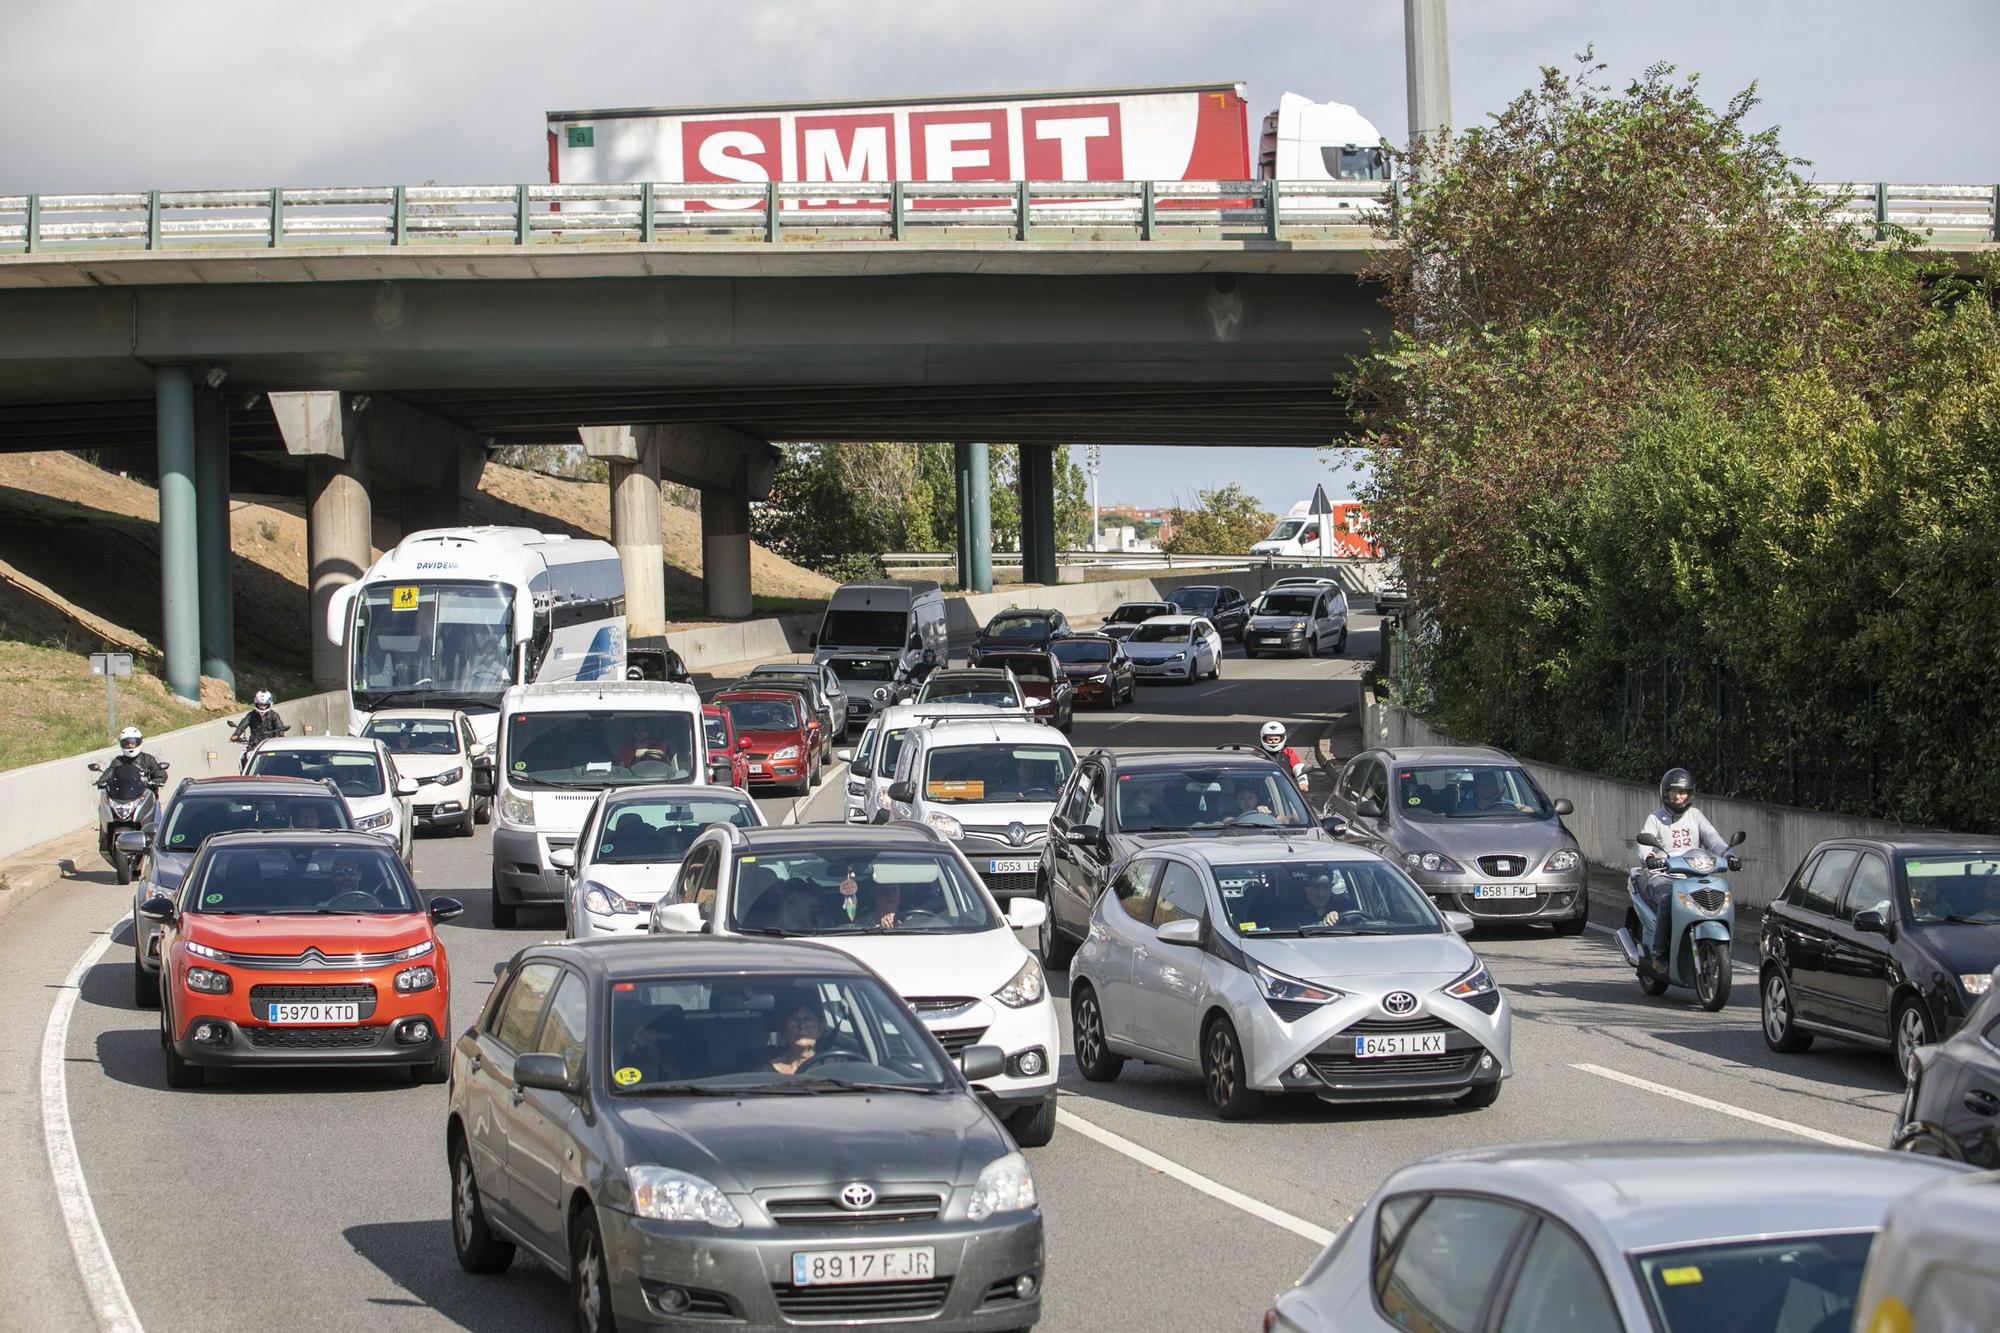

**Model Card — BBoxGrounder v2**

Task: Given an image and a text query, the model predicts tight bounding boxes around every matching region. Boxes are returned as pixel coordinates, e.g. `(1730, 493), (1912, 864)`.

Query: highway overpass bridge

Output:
(0, 179), (1992, 699)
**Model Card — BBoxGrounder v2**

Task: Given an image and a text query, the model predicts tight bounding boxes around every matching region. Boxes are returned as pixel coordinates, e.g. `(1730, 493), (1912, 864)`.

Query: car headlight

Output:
(1089, 673), (1108, 683)
(1291, 621), (1308, 632)
(924, 809), (963, 840)
(583, 882), (638, 916)
(355, 810), (394, 832)
(1167, 652), (1186, 661)
(967, 1151), (1037, 1220)
(1676, 889), (1730, 915)
(1441, 961), (1495, 1000)
(1960, 973), (1992, 996)
(434, 767), (464, 786)
(771, 745), (800, 761)
(499, 789), (535, 827)
(395, 965), (437, 993)
(389, 938), (435, 962)
(846, 780), (865, 797)
(185, 966), (230, 994)
(1254, 962), (1344, 1008)
(186, 940), (228, 961)
(1402, 851), (1463, 874)
(626, 1166), (742, 1229)
(144, 880), (176, 901)
(1542, 849), (1581, 874)
(993, 956), (1047, 1009)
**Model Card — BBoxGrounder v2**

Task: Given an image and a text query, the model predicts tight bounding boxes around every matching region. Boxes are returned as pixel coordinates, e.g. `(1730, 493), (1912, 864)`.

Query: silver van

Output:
(812, 580), (950, 729)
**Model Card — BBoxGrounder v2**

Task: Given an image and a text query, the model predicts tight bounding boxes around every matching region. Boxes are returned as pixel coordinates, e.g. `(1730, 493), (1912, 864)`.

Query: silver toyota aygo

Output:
(1069, 836), (1510, 1119)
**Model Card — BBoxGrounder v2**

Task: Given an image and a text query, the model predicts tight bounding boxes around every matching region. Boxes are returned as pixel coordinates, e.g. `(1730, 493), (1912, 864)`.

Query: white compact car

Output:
(841, 700), (1014, 825)
(244, 735), (418, 865)
(360, 707), (489, 836)
(648, 821), (1061, 1146)
(881, 713), (1075, 903)
(1070, 835), (1510, 1119)
(1121, 615), (1224, 683)
(555, 783), (765, 939)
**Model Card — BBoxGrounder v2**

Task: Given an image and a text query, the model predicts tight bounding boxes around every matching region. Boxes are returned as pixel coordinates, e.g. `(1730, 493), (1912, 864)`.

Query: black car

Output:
(1760, 835), (2000, 1079)
(1038, 748), (1336, 967)
(970, 608), (1071, 661)
(451, 937), (1044, 1332)
(1097, 601), (1180, 642)
(1164, 585), (1250, 641)
(1896, 961), (2000, 1166)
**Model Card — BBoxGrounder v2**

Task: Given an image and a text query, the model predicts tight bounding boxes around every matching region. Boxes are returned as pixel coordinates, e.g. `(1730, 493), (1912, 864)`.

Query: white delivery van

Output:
(489, 680), (706, 927)
(812, 580), (950, 729)
(1249, 486), (1377, 561)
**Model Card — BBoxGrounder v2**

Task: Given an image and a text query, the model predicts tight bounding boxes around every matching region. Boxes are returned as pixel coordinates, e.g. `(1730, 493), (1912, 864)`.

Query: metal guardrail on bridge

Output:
(0, 180), (1992, 254)
(879, 550), (1376, 573)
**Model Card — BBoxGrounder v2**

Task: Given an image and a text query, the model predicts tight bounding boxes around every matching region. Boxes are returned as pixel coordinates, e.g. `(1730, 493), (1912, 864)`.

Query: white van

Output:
(488, 679), (706, 927)
(812, 580), (950, 730)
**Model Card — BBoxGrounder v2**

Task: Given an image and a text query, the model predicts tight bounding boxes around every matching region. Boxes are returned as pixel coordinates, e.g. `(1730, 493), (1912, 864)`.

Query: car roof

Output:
(1135, 615), (1198, 626)
(918, 718), (1064, 746)
(1819, 835), (2000, 855)
(1156, 835), (1375, 868)
(202, 829), (398, 852)
(602, 783), (752, 804)
(715, 686), (806, 701)
(522, 934), (874, 981)
(930, 668), (1011, 679)
(979, 647), (1055, 659)
(735, 823), (945, 853)
(253, 736), (381, 753)
(360, 708), (463, 723)
(1090, 748), (1285, 772)
(507, 680), (701, 703)
(175, 775), (345, 796)
(1368, 745), (1517, 765)
(1052, 633), (1117, 643)
(990, 608), (1059, 618)
(1392, 1142), (1969, 1253)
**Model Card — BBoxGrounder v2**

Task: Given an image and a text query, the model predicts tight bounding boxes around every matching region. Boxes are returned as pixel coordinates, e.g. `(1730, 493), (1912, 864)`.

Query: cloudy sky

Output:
(6, 0), (1993, 511)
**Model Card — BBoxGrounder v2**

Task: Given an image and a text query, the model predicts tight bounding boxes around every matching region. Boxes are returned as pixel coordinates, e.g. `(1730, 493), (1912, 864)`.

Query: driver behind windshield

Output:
(861, 879), (903, 929)
(618, 716), (668, 767)
(769, 998), (827, 1076)
(1263, 867), (1357, 929)
(1466, 769), (1531, 815)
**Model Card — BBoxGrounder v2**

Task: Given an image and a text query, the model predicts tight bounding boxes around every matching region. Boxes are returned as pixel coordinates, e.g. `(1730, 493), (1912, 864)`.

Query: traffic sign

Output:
(89, 653), (133, 678)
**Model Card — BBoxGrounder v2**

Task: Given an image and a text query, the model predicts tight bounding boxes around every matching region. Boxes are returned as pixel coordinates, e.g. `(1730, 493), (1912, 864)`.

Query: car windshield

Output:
(1395, 765), (1551, 820)
(1109, 604), (1170, 624)
(350, 580), (515, 710)
(1900, 854), (2000, 923)
(593, 796), (759, 864)
(1174, 588), (1219, 611)
(1266, 519), (1305, 540)
(248, 748), (385, 798)
(1219, 859), (1438, 936)
(984, 615), (1049, 640)
(1257, 592), (1320, 615)
(188, 844), (420, 914)
(362, 717), (460, 756)
(830, 656), (898, 681)
(985, 655), (1054, 685)
(924, 744), (1074, 804)
(818, 608), (906, 649)
(1051, 640), (1114, 664)
(1635, 1232), (1874, 1333)
(504, 710), (698, 787)
(920, 677), (1018, 707)
(160, 794), (352, 851)
(722, 848), (999, 935)
(1130, 623), (1192, 644)
(720, 697), (800, 732)
(703, 714), (730, 751)
(609, 972), (952, 1095)
(1115, 765), (1313, 831)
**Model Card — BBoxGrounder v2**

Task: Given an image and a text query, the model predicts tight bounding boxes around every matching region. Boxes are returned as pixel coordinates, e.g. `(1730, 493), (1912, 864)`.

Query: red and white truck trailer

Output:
(546, 83), (1387, 197)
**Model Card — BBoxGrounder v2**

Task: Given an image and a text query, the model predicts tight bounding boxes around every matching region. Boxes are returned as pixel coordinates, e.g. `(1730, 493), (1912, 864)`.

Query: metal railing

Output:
(879, 550), (1380, 572)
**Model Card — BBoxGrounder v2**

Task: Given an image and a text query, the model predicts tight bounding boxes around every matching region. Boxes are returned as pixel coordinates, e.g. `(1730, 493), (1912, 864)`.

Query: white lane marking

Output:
(1584, 921), (1752, 975)
(1572, 1063), (1872, 1150)
(783, 761), (851, 826)
(1054, 1106), (1334, 1247)
(42, 917), (144, 1332)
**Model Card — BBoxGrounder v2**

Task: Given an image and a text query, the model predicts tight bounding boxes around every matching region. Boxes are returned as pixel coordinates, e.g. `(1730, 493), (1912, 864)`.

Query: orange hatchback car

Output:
(139, 830), (461, 1088)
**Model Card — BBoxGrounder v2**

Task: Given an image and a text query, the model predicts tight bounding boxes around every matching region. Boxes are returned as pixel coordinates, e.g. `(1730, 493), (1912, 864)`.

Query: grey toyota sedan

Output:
(448, 936), (1044, 1332)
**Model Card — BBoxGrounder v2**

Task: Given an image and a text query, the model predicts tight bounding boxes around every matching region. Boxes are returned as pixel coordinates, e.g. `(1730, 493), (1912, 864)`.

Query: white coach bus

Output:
(327, 527), (628, 747)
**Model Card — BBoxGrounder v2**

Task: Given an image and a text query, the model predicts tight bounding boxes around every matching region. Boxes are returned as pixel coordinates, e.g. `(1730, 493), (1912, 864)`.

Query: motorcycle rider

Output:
(904, 647), (940, 689)
(230, 690), (289, 749)
(1632, 768), (1737, 967)
(1258, 721), (1306, 784)
(98, 726), (169, 789)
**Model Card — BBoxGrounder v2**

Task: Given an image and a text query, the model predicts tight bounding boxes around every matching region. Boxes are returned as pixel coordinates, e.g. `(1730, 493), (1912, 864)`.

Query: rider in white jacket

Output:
(1632, 768), (1732, 966)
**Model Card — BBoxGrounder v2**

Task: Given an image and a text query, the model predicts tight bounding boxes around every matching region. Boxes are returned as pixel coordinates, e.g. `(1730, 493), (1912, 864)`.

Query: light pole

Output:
(1084, 446), (1102, 550)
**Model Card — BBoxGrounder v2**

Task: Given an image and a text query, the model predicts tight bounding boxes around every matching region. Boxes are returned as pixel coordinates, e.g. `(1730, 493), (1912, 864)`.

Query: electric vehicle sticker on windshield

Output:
(1660, 1267), (1704, 1286)
(205, 893), (222, 904)
(613, 1066), (642, 1087)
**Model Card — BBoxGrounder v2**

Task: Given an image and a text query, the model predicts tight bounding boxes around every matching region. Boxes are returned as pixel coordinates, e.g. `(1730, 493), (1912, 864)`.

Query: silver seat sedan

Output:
(1068, 836), (1509, 1118)
(1265, 1141), (1970, 1333)
(1325, 745), (1588, 934)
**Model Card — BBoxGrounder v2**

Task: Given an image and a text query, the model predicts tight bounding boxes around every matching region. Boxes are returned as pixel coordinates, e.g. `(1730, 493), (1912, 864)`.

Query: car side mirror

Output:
(1443, 910), (1475, 936)
(469, 743), (489, 759)
(549, 847), (576, 871)
(1320, 815), (1350, 839)
(651, 902), (704, 934)
(512, 1052), (578, 1094)
(1063, 825), (1102, 847)
(737, 736), (752, 751)
(1729, 830), (1748, 847)
(1353, 798), (1383, 819)
(137, 897), (175, 923)
(429, 896), (464, 923)
(1552, 798), (1574, 816)
(958, 1044), (1005, 1082)
(851, 756), (873, 778)
(888, 780), (916, 803)
(396, 777), (420, 797)
(1635, 831), (1664, 850)
(1853, 909), (1889, 937)
(1007, 897), (1049, 930)
(836, 749), (854, 763)
(1155, 917), (1205, 946)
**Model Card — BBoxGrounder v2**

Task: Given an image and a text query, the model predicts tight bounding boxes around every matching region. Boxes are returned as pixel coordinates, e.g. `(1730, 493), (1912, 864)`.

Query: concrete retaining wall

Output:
(1359, 688), (1938, 911)
(0, 691), (347, 861)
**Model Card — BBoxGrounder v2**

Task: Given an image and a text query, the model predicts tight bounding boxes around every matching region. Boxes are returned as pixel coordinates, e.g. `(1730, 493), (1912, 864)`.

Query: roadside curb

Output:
(0, 827), (101, 925)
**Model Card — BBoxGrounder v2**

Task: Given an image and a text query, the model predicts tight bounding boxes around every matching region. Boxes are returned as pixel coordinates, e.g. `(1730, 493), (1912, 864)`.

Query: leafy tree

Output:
(1163, 483), (1272, 555)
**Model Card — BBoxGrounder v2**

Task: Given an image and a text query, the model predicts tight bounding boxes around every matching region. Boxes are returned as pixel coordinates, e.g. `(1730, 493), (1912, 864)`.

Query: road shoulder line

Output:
(1571, 1062), (1872, 1150)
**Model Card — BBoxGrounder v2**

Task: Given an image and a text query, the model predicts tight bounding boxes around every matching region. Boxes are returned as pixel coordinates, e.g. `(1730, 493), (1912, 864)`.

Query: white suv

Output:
(244, 735), (418, 865)
(883, 715), (1076, 903)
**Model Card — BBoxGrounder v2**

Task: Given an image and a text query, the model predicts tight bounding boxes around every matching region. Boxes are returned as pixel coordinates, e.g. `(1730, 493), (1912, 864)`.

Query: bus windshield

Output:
(351, 581), (514, 712)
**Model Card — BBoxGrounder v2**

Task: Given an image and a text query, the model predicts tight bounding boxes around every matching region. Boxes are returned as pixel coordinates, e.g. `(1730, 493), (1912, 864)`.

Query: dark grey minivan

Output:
(448, 936), (1043, 1331)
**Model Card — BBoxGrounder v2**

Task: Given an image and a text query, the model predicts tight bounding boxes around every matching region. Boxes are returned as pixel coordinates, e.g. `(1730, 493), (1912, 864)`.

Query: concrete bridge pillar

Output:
(955, 443), (993, 594)
(581, 426), (667, 647)
(1019, 444), (1058, 586)
(396, 439), (488, 537)
(156, 367), (201, 702)
(271, 391), (373, 688)
(701, 488), (753, 619)
(193, 386), (235, 691)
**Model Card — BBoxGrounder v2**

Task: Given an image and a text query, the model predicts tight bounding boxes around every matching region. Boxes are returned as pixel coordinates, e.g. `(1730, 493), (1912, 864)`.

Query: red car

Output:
(712, 688), (821, 795)
(703, 704), (751, 788)
(1051, 634), (1137, 707)
(981, 649), (1076, 732)
(140, 829), (460, 1087)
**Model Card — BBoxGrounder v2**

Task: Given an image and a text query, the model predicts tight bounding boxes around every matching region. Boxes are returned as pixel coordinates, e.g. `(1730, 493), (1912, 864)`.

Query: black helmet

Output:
(1659, 768), (1695, 814)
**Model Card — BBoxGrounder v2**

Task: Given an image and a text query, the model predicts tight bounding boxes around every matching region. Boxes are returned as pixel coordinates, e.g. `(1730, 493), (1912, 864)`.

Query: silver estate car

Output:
(1068, 836), (1509, 1119)
(1265, 1141), (1969, 1333)
(1326, 746), (1589, 934)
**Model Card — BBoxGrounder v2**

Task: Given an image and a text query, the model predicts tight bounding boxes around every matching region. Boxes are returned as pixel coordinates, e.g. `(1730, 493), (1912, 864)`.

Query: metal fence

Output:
(1, 180), (1990, 255)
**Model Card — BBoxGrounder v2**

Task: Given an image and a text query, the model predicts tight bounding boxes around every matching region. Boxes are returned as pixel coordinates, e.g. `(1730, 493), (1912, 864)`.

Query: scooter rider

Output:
(1258, 721), (1305, 784)
(99, 726), (168, 788)
(1633, 768), (1738, 966)
(904, 648), (940, 688)
(230, 690), (289, 746)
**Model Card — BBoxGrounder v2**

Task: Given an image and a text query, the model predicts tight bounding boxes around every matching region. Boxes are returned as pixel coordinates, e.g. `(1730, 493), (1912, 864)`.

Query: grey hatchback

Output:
(448, 936), (1043, 1332)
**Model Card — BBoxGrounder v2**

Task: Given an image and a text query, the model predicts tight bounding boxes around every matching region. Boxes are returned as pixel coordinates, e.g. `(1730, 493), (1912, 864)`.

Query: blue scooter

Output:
(1614, 828), (1747, 1012)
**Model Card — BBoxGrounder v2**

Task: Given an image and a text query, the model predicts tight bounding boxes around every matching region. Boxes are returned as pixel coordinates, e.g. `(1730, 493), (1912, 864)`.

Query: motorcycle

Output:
(87, 756), (167, 885)
(233, 719), (289, 773)
(1614, 828), (1747, 1012)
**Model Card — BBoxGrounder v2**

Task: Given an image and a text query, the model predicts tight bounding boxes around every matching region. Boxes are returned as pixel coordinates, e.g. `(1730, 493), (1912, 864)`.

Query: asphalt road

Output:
(6, 608), (1911, 1332)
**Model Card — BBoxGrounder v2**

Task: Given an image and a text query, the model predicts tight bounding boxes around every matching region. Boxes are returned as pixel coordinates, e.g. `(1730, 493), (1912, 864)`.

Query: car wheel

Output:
(1008, 1098), (1058, 1149)
(474, 797), (492, 826)
(1335, 627), (1349, 653)
(1895, 998), (1937, 1081)
(1202, 1015), (1259, 1120)
(1892, 1123), (1966, 1161)
(1761, 967), (1814, 1053)
(456, 810), (476, 838)
(571, 1208), (619, 1333)
(1304, 634), (1317, 660)
(412, 1046), (450, 1083)
(1072, 985), (1123, 1082)
(490, 880), (518, 929)
(809, 762), (823, 788)
(162, 1008), (205, 1089)
(1038, 891), (1077, 971)
(451, 1140), (515, 1273)
(1457, 1080), (1502, 1109)
(1551, 910), (1588, 938)
(1243, 646), (1258, 659)
(133, 960), (159, 1008)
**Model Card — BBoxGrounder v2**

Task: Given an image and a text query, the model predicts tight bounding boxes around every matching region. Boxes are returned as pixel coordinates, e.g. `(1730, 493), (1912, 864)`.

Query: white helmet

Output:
(118, 726), (143, 751)
(254, 690), (274, 708)
(1258, 721), (1287, 754)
